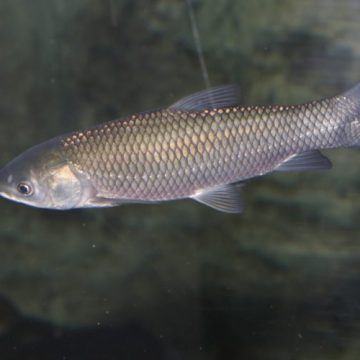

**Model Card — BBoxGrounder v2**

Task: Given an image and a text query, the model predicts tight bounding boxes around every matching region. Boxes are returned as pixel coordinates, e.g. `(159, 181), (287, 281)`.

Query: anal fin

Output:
(276, 150), (332, 172)
(191, 184), (243, 213)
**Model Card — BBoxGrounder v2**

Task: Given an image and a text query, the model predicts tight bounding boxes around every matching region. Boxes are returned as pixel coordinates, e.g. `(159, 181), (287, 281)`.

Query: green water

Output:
(0, 0), (360, 359)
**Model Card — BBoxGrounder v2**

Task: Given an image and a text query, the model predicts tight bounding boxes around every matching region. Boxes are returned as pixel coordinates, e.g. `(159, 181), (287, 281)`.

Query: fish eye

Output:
(17, 182), (33, 196)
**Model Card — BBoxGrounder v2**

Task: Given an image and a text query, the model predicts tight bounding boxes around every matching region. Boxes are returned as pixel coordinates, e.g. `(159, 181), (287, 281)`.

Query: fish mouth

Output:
(0, 178), (33, 206)
(0, 189), (36, 208)
(0, 171), (11, 196)
(0, 190), (15, 203)
(0, 191), (8, 199)
(0, 169), (14, 201)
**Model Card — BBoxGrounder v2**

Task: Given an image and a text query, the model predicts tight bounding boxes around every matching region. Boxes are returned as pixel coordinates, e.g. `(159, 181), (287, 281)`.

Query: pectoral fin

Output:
(82, 196), (125, 208)
(191, 184), (243, 213)
(276, 150), (332, 172)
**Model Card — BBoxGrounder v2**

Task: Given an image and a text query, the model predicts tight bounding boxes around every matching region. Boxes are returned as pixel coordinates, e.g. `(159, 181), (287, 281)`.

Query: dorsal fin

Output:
(169, 85), (241, 112)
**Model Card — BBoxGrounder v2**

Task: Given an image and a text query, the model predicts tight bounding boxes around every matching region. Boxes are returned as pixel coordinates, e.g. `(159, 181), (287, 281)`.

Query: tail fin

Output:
(342, 82), (360, 146)
(344, 82), (360, 104)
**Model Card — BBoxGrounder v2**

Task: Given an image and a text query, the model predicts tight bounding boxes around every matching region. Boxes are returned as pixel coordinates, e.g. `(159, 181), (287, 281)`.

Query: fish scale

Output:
(61, 96), (344, 202)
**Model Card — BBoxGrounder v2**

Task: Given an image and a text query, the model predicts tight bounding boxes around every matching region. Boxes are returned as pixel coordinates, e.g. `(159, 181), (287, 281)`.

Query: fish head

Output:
(0, 137), (86, 209)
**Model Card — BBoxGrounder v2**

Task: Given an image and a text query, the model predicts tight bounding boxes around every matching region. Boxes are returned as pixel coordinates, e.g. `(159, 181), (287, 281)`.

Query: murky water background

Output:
(0, 0), (360, 359)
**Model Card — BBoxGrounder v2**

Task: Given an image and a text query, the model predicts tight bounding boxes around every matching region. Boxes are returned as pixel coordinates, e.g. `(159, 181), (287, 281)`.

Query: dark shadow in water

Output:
(0, 295), (178, 360)
(2, 270), (360, 360)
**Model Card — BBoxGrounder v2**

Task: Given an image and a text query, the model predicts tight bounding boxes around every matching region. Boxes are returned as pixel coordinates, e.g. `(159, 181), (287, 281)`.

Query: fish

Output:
(0, 82), (359, 213)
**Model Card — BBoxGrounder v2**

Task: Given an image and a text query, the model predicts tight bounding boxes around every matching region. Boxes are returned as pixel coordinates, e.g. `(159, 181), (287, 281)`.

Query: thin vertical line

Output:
(185, 0), (211, 89)
(109, 0), (118, 27)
